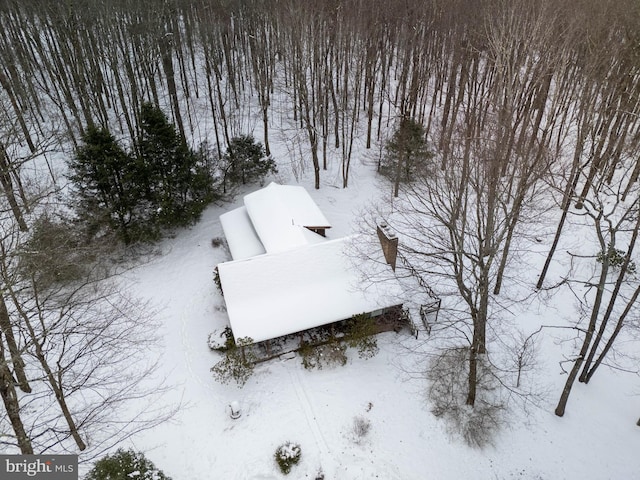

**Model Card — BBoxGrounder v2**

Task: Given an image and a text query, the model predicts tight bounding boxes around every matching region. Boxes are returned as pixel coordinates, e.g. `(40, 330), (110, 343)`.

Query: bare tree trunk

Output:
(393, 153), (406, 198)
(579, 212), (640, 382)
(0, 68), (35, 153)
(584, 284), (640, 383)
(555, 215), (610, 417)
(0, 334), (32, 453)
(537, 122), (588, 288)
(466, 341), (478, 406)
(0, 143), (28, 232)
(0, 295), (30, 393)
(159, 33), (186, 142)
(291, 33), (320, 189)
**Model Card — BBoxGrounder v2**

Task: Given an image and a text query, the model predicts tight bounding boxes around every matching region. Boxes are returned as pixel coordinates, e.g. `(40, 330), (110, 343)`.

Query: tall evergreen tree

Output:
(68, 126), (141, 243)
(135, 102), (215, 228)
(222, 134), (277, 192)
(69, 108), (216, 244)
(383, 117), (433, 197)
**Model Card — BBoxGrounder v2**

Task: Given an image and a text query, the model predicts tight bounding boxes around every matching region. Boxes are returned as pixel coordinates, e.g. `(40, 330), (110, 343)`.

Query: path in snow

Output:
(288, 365), (335, 474)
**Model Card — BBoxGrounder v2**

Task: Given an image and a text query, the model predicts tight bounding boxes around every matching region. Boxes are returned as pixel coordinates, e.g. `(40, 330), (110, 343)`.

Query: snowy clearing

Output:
(122, 166), (640, 480)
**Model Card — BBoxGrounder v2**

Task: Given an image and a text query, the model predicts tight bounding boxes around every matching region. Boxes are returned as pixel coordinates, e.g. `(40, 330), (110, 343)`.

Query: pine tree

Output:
(382, 117), (433, 197)
(68, 126), (141, 243)
(135, 103), (215, 228)
(86, 449), (171, 480)
(69, 109), (216, 244)
(223, 134), (277, 192)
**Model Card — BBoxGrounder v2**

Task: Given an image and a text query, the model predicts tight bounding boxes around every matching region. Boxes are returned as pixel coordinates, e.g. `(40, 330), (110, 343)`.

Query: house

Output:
(217, 182), (404, 344)
(219, 182), (331, 261)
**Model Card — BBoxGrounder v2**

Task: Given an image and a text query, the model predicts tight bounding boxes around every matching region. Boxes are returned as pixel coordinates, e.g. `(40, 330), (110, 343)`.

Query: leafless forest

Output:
(1, 0), (639, 455)
(0, 0), (637, 190)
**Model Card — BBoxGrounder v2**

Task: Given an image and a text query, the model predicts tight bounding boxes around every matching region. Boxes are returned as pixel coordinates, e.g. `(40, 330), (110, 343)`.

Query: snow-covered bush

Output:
(85, 449), (171, 480)
(274, 442), (301, 475)
(211, 337), (256, 387)
(345, 313), (379, 359)
(299, 342), (347, 370)
(208, 326), (235, 352)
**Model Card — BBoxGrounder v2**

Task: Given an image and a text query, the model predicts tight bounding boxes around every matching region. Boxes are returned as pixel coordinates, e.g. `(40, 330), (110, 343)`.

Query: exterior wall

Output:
(306, 227), (327, 237)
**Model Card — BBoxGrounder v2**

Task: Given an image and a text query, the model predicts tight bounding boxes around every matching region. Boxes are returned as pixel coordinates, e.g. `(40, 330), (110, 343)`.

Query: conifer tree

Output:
(86, 449), (171, 480)
(383, 117), (432, 197)
(135, 103), (215, 228)
(222, 134), (277, 192)
(68, 125), (140, 243)
(69, 107), (216, 244)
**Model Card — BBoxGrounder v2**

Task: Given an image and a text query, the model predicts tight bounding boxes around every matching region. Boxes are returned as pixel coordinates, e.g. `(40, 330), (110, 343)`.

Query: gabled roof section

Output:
(217, 235), (403, 344)
(219, 206), (266, 261)
(243, 182), (331, 254)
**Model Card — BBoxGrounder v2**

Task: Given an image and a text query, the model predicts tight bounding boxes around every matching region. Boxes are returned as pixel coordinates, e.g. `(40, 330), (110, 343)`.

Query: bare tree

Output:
(0, 216), (175, 456)
(0, 329), (32, 454)
(0, 294), (29, 393)
(555, 180), (640, 416)
(388, 114), (549, 406)
(286, 8), (322, 189)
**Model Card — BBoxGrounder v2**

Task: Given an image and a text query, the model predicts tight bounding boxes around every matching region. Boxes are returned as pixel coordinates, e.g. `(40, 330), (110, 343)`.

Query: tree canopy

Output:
(69, 104), (217, 243)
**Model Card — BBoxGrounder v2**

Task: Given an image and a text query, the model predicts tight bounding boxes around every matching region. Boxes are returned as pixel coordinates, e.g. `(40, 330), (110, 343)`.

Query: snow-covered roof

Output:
(243, 182), (331, 254)
(217, 235), (403, 343)
(219, 206), (266, 260)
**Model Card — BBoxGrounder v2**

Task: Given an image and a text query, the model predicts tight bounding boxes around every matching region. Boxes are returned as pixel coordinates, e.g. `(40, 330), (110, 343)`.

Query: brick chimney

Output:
(377, 223), (398, 271)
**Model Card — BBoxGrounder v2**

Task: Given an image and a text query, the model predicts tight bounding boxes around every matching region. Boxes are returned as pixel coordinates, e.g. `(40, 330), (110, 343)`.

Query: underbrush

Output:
(299, 342), (348, 369)
(426, 347), (505, 448)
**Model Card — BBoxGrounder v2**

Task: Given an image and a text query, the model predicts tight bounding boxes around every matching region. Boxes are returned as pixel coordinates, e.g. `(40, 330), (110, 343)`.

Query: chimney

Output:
(377, 223), (398, 271)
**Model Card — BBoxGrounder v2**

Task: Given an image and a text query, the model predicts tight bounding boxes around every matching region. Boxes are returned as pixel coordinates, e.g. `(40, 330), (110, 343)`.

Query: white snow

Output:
(119, 160), (640, 480)
(218, 235), (403, 343)
(243, 182), (331, 254)
(219, 206), (266, 260)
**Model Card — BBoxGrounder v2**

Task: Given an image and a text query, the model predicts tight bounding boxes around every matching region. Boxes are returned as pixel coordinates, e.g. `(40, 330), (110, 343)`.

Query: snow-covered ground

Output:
(119, 157), (640, 479)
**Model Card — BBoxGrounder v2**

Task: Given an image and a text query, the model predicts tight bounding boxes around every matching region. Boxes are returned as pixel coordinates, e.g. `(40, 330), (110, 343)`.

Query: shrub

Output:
(211, 237), (226, 248)
(596, 246), (637, 273)
(213, 266), (223, 295)
(208, 326), (235, 352)
(85, 449), (171, 480)
(426, 347), (504, 448)
(345, 314), (379, 359)
(274, 442), (301, 475)
(211, 337), (256, 387)
(300, 342), (347, 370)
(351, 415), (371, 444)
